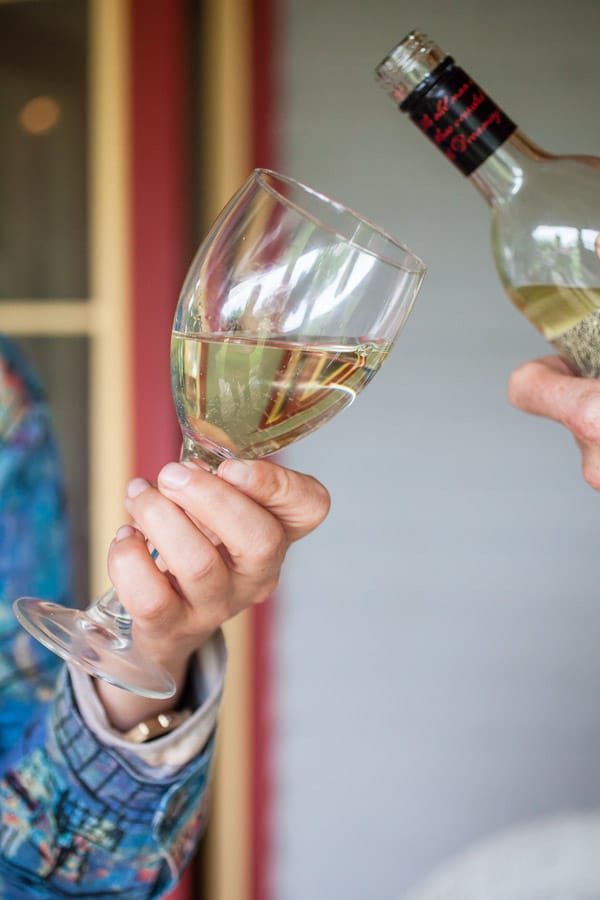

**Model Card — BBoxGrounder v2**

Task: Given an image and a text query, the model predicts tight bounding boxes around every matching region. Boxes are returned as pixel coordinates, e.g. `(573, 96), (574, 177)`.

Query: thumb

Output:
(507, 356), (592, 428)
(216, 458), (331, 542)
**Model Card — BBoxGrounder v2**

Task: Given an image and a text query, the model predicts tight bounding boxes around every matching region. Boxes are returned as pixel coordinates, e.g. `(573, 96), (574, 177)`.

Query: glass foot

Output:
(13, 597), (176, 698)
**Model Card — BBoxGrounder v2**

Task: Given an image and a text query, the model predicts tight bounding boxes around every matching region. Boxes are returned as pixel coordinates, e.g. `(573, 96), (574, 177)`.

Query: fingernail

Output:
(218, 458), (252, 485)
(115, 524), (136, 542)
(127, 477), (150, 498)
(158, 461), (192, 489)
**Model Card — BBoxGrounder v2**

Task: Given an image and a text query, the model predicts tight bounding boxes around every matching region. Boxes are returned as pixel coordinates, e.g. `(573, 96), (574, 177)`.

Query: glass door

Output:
(1, 0), (131, 605)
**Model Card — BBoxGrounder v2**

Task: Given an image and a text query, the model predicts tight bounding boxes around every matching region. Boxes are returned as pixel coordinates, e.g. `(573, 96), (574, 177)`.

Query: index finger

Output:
(216, 459), (331, 542)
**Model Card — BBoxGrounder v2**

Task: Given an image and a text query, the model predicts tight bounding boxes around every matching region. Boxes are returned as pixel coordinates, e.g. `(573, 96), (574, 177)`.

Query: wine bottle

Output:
(375, 31), (600, 377)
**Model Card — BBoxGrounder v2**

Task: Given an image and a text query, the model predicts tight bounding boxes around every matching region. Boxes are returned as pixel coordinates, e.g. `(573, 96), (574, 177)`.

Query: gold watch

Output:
(122, 709), (192, 743)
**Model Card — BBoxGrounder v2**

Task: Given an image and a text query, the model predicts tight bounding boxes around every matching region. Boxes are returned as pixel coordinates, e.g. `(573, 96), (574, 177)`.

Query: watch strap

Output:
(122, 709), (192, 743)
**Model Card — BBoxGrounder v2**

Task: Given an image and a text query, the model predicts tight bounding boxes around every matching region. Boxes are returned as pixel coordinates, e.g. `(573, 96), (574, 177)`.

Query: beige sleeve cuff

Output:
(67, 629), (227, 770)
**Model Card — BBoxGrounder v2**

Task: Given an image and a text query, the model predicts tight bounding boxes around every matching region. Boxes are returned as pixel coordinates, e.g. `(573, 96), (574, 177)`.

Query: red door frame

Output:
(129, 2), (192, 898)
(130, 0), (186, 482)
(130, 2), (278, 898)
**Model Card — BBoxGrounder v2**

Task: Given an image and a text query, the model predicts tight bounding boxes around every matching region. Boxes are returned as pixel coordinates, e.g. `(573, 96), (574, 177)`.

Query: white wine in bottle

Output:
(375, 32), (600, 377)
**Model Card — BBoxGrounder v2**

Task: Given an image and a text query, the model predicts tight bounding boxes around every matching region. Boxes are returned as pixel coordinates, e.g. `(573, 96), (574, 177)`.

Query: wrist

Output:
(94, 654), (192, 732)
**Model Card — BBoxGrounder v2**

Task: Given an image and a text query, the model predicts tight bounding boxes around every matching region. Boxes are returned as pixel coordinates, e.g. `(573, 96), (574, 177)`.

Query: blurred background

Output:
(2, 1), (600, 900)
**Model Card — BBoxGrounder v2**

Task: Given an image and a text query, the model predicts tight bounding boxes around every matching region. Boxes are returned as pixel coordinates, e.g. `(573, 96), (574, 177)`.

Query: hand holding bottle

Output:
(508, 355), (600, 490)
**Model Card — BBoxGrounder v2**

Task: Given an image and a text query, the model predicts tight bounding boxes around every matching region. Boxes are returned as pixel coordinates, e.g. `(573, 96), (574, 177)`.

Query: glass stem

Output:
(182, 434), (234, 474)
(89, 587), (133, 636)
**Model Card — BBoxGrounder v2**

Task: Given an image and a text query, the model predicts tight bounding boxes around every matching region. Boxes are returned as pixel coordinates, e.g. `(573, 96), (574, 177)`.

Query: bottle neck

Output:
(376, 44), (552, 203)
(396, 56), (519, 177)
(469, 129), (552, 205)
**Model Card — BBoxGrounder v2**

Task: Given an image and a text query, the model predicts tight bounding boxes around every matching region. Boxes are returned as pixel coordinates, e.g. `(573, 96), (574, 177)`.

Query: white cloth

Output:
(402, 812), (600, 900)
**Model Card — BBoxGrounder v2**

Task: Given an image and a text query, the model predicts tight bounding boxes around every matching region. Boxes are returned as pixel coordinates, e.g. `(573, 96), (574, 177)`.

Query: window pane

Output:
(0, 0), (88, 300)
(18, 336), (89, 608)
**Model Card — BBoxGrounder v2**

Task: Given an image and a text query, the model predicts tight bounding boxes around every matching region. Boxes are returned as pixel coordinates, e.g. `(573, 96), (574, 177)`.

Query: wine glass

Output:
(14, 169), (425, 698)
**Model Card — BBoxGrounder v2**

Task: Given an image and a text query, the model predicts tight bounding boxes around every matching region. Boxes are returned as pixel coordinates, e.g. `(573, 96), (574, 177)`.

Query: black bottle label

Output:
(401, 58), (516, 175)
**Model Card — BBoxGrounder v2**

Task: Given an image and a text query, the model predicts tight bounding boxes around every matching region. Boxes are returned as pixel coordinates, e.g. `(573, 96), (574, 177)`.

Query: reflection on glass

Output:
(0, 0), (88, 300)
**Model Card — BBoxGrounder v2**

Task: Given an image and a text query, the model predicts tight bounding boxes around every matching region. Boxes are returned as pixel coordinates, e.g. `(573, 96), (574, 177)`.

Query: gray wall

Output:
(273, 2), (600, 898)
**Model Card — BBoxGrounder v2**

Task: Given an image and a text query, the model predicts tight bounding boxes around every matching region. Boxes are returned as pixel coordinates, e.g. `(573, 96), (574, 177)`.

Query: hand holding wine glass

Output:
(93, 457), (331, 729)
(14, 169), (425, 698)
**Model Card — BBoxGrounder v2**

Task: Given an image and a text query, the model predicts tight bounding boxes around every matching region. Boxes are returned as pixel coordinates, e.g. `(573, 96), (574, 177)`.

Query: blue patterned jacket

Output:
(0, 336), (221, 899)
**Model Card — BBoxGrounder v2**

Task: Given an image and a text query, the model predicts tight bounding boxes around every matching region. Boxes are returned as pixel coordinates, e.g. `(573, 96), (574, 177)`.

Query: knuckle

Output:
(581, 457), (600, 492)
(567, 391), (600, 443)
(190, 603), (225, 635)
(247, 586), (276, 607)
(119, 579), (174, 630)
(255, 460), (291, 500)
(506, 366), (527, 408)
(236, 578), (279, 611)
(274, 466), (331, 520)
(306, 476), (331, 525)
(107, 543), (132, 584)
(138, 499), (167, 533)
(260, 576), (280, 600)
(250, 523), (286, 565)
(186, 552), (218, 584)
(249, 463), (330, 532)
(506, 361), (538, 409)
(257, 461), (304, 504)
(137, 592), (172, 626)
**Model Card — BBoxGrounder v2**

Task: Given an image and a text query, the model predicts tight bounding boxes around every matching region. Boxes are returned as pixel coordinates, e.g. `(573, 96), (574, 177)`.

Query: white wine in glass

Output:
(14, 169), (426, 698)
(171, 333), (391, 464)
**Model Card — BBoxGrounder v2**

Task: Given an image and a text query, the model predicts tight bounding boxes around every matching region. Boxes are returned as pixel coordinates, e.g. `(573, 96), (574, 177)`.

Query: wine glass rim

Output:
(254, 168), (426, 276)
